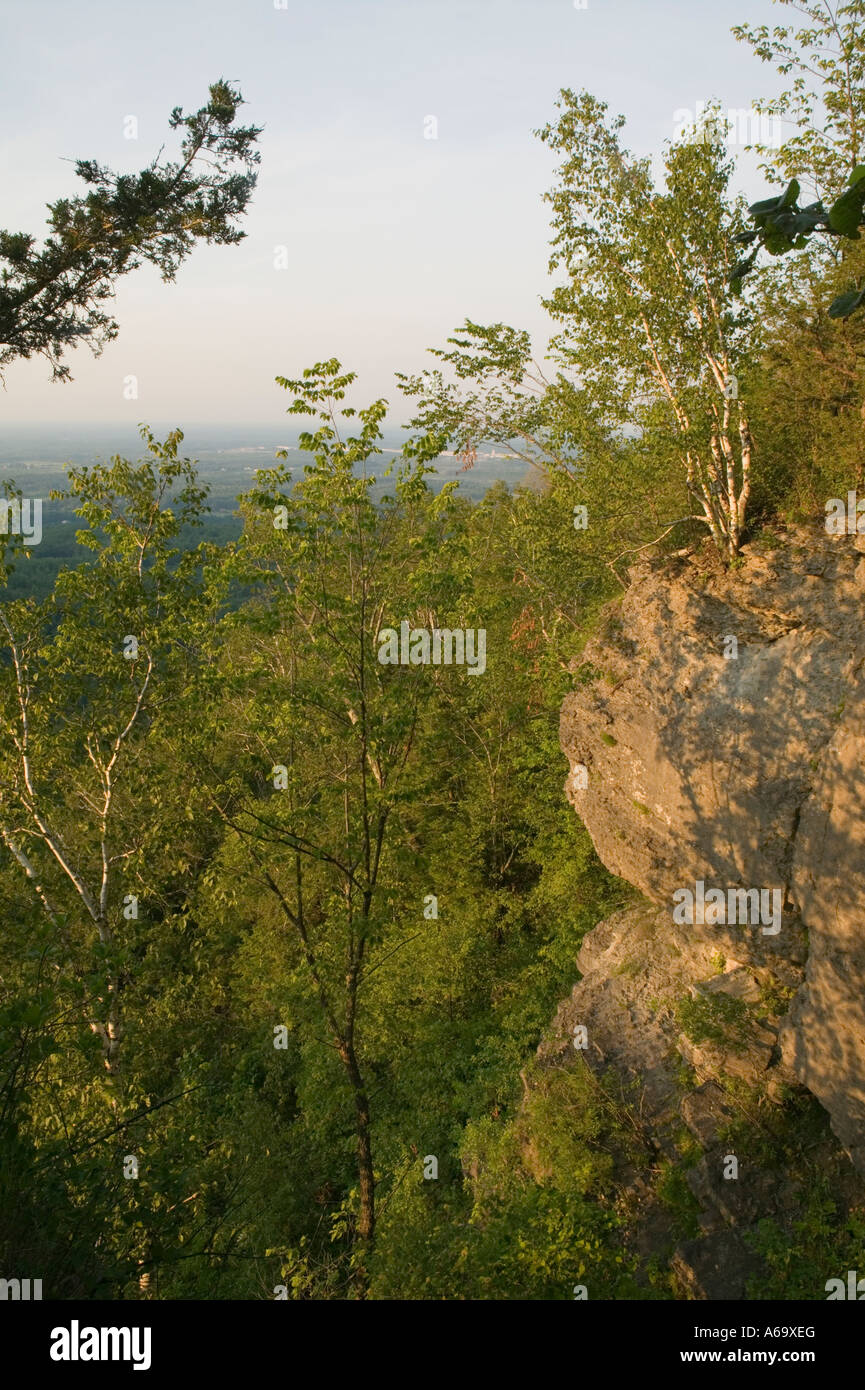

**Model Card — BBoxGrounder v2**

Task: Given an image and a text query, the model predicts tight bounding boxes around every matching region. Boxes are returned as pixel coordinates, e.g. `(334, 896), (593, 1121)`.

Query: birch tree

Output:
(538, 91), (756, 559)
(0, 430), (218, 1072)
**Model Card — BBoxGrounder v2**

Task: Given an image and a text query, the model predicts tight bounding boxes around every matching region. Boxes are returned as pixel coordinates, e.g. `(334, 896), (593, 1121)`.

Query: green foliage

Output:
(0, 357), (639, 1298)
(732, 170), (865, 317)
(732, 3), (865, 315)
(733, 2), (865, 196)
(674, 992), (751, 1049)
(370, 1060), (643, 1300)
(726, 1090), (865, 1300)
(654, 1160), (701, 1241)
(747, 1197), (865, 1300)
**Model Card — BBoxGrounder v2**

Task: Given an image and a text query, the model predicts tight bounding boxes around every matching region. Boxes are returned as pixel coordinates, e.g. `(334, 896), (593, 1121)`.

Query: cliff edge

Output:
(542, 524), (865, 1294)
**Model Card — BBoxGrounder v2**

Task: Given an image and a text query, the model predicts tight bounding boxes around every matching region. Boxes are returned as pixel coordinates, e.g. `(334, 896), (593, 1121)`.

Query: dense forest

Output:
(3, 2), (865, 1301)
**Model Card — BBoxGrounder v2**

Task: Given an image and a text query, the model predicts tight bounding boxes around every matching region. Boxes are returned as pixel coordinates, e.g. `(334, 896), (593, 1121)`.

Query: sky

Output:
(0, 0), (789, 425)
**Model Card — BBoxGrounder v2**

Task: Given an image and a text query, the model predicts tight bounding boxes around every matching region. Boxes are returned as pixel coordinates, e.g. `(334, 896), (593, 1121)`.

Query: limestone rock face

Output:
(785, 682), (865, 1170)
(559, 526), (865, 1171)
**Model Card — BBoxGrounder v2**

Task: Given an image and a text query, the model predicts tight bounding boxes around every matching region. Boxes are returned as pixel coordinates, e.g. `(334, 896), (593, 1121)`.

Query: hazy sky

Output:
(1, 0), (787, 425)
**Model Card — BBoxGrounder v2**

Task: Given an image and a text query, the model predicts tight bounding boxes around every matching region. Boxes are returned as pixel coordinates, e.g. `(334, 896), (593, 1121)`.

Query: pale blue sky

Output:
(0, 0), (787, 424)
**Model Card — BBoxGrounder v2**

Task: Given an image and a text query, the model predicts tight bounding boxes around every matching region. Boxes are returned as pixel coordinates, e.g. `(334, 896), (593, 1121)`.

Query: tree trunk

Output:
(339, 1040), (375, 1247)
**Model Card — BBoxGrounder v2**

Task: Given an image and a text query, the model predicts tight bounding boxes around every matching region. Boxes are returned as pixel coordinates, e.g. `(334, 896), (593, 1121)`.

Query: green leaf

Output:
(828, 183), (865, 237)
(828, 286), (865, 318)
(749, 194), (785, 216)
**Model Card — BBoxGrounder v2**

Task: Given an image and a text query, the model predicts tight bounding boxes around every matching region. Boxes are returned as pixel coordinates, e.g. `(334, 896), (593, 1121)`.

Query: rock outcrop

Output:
(557, 524), (865, 1179)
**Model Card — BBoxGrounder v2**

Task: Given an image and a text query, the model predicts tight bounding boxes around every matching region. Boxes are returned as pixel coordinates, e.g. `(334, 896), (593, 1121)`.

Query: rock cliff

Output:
(550, 523), (865, 1293)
